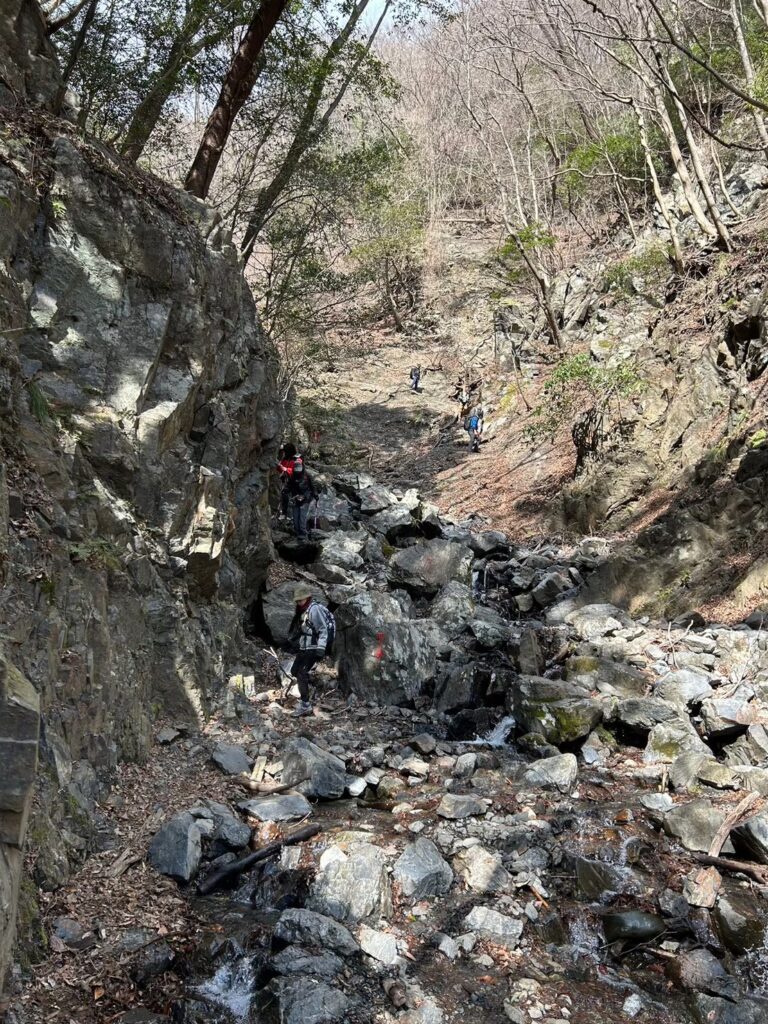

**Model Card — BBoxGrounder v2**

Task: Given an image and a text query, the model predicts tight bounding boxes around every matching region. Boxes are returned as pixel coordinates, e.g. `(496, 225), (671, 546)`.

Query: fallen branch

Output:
(692, 852), (768, 885)
(708, 792), (761, 857)
(237, 776), (308, 795)
(197, 823), (322, 895)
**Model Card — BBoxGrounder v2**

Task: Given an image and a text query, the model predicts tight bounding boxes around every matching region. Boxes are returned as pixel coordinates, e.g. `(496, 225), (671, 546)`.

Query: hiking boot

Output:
(291, 701), (313, 718)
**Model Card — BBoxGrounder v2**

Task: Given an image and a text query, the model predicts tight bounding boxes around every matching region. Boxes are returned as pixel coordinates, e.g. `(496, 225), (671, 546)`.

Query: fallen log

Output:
(692, 852), (768, 886)
(197, 823), (321, 896)
(237, 775), (307, 795)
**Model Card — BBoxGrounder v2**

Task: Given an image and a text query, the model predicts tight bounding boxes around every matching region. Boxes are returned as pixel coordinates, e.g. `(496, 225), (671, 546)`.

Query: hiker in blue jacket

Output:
(466, 407), (484, 452)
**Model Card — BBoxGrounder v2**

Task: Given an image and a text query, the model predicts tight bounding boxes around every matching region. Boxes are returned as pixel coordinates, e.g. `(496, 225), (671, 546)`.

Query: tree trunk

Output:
(59, 0), (98, 87)
(184, 0), (290, 200)
(121, 32), (195, 162)
(240, 0), (379, 261)
(384, 257), (404, 331)
(731, 0), (768, 159)
(633, 100), (684, 272)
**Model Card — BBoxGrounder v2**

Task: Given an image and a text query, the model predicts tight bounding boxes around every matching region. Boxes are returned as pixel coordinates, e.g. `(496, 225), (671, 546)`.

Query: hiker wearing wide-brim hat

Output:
(287, 585), (336, 718)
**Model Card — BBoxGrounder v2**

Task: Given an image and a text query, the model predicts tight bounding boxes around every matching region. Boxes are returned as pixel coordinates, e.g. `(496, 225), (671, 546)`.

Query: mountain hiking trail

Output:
(15, 464), (768, 1024)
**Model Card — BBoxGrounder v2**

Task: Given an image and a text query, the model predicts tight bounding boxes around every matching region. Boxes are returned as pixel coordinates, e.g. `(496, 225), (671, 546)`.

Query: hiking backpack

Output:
(410, 366), (419, 380)
(312, 604), (336, 657)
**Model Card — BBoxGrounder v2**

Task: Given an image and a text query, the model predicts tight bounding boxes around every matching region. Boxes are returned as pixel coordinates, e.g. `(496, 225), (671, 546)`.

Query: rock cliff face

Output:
(0, 0), (280, 993)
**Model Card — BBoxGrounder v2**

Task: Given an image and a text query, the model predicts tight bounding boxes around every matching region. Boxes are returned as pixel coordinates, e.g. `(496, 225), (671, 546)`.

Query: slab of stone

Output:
(663, 800), (735, 854)
(238, 793), (312, 822)
(271, 945), (344, 978)
(521, 753), (578, 793)
(273, 908), (359, 955)
(359, 924), (398, 964)
(437, 793), (486, 819)
(211, 742), (252, 776)
(453, 845), (511, 894)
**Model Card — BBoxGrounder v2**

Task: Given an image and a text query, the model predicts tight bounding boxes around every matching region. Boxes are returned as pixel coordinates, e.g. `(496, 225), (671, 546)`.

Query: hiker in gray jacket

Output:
(288, 585), (335, 718)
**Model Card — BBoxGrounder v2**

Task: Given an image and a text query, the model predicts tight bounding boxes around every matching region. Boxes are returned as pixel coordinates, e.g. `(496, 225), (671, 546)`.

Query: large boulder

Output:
(388, 539), (473, 597)
(273, 908), (359, 954)
(282, 738), (346, 799)
(147, 813), (202, 882)
(335, 591), (437, 704)
(211, 742), (252, 776)
(393, 838), (453, 898)
(256, 976), (351, 1024)
(309, 842), (391, 924)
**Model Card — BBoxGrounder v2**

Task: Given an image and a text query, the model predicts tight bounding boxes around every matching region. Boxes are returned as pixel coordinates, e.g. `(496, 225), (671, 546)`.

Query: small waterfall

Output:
(196, 957), (257, 1020)
(470, 714), (516, 747)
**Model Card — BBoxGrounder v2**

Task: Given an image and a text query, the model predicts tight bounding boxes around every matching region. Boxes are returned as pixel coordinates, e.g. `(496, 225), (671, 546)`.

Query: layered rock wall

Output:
(0, 0), (280, 993)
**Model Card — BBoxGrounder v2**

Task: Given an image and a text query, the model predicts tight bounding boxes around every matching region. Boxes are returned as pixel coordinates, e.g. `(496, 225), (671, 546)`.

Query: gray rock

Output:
(335, 590), (437, 704)
(564, 603), (625, 639)
(258, 976), (351, 1024)
(393, 838), (453, 898)
(190, 801), (251, 856)
(410, 733), (437, 755)
(712, 890), (768, 954)
(644, 719), (711, 763)
(282, 738), (346, 799)
(701, 693), (760, 739)
(358, 484), (397, 514)
(532, 572), (572, 607)
(53, 917), (97, 950)
(271, 945), (343, 978)
(613, 698), (679, 732)
(211, 742), (252, 776)
(454, 845), (511, 893)
(462, 906), (523, 949)
(723, 723), (768, 767)
(320, 530), (366, 571)
(388, 539), (473, 596)
(273, 908), (359, 955)
(359, 924), (398, 964)
(430, 581), (475, 630)
(667, 948), (739, 1001)
(238, 793), (313, 822)
(691, 994), (768, 1024)
(468, 530), (510, 555)
(663, 800), (736, 854)
(731, 811), (768, 864)
(147, 813), (202, 882)
(517, 628), (544, 676)
(309, 842), (391, 923)
(521, 753), (578, 793)
(437, 793), (486, 819)
(654, 670), (714, 708)
(369, 505), (419, 542)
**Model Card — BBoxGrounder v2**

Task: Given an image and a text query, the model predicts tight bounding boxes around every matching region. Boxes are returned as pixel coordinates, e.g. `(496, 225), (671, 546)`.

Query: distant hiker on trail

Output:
(276, 442), (299, 518)
(288, 585), (336, 717)
(286, 450), (317, 540)
(466, 407), (484, 452)
(410, 365), (421, 392)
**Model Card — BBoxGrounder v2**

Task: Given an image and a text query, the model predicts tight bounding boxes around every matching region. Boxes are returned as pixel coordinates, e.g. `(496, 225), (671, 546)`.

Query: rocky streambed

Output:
(26, 472), (768, 1024)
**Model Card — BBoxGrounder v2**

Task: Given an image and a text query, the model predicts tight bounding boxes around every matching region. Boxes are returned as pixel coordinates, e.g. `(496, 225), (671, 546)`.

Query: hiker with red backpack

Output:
(285, 449), (318, 540)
